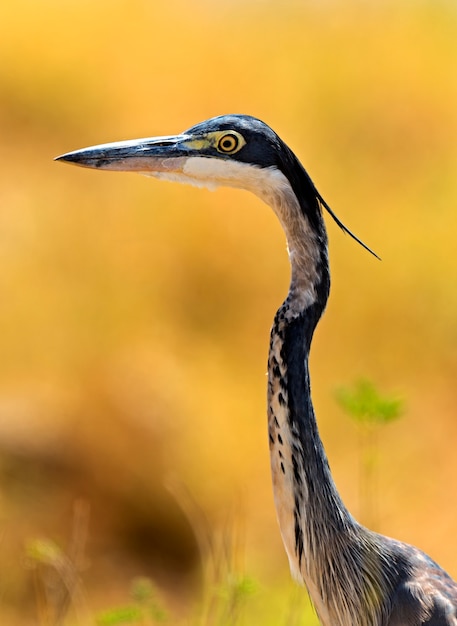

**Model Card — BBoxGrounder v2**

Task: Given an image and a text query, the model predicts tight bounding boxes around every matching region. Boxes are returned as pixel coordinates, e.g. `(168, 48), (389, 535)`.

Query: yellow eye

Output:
(217, 132), (243, 154)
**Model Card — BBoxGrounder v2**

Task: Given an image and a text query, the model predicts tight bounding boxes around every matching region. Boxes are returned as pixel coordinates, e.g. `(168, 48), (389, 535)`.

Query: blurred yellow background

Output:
(1, 1), (457, 624)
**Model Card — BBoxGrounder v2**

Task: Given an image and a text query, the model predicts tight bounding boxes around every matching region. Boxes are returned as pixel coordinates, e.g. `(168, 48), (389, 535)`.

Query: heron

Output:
(57, 114), (457, 625)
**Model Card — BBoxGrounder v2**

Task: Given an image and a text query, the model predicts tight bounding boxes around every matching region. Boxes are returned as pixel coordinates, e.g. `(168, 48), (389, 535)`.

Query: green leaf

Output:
(335, 379), (404, 425)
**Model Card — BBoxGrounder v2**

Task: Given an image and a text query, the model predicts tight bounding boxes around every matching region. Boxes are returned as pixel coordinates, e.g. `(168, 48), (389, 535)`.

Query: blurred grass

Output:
(0, 0), (457, 623)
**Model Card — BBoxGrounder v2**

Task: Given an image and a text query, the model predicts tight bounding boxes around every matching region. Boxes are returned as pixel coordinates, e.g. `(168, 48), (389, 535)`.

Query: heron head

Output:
(55, 114), (292, 195)
(56, 114), (378, 258)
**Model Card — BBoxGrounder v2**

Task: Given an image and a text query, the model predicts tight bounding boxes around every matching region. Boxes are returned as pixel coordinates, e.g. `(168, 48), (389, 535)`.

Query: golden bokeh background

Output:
(1, 1), (457, 623)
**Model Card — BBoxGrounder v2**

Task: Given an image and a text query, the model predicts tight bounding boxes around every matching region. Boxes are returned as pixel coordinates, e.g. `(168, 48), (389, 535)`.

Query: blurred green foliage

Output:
(336, 379), (404, 426)
(96, 578), (167, 625)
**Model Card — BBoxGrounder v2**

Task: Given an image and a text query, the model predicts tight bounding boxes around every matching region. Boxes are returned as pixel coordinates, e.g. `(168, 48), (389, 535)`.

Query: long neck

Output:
(267, 201), (353, 573)
(265, 178), (393, 626)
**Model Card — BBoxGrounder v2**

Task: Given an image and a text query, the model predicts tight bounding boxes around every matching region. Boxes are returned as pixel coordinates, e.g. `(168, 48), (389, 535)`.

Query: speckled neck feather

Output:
(265, 173), (400, 626)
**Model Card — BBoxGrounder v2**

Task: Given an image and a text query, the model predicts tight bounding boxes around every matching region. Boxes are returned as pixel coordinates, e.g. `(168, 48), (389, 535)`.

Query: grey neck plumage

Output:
(264, 169), (398, 626)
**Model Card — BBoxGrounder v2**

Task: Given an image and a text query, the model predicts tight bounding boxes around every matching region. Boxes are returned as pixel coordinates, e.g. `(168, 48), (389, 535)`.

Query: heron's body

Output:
(57, 114), (457, 625)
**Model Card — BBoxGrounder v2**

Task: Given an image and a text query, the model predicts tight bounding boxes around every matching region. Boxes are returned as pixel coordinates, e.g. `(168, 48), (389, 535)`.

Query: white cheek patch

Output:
(138, 155), (294, 204)
(145, 156), (285, 195)
(183, 156), (245, 184)
(182, 156), (282, 196)
(178, 157), (300, 215)
(142, 156), (228, 191)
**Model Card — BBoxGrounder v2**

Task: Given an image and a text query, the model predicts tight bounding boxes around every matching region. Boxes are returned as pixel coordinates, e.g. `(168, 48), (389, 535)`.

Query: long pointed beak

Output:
(55, 134), (193, 173)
